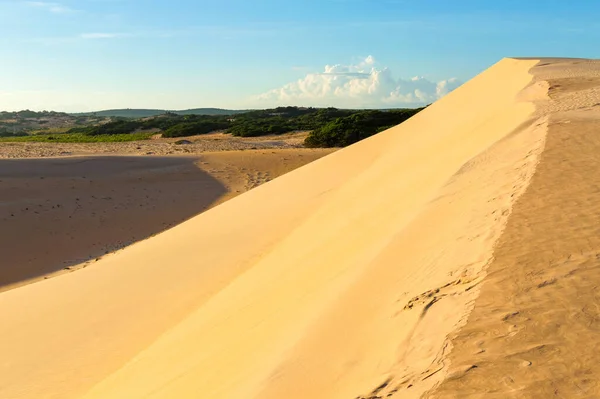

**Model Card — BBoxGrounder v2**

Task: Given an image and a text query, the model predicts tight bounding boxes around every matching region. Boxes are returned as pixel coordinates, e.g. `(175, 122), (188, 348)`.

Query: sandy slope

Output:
(430, 59), (600, 398)
(0, 149), (333, 292)
(0, 57), (576, 398)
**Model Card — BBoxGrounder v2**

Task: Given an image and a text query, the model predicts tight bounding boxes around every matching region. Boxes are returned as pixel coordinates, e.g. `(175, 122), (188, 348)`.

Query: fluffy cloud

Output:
(256, 56), (462, 108)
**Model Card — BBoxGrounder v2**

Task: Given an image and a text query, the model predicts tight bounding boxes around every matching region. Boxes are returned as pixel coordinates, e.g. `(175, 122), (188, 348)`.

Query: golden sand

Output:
(1, 58), (599, 398)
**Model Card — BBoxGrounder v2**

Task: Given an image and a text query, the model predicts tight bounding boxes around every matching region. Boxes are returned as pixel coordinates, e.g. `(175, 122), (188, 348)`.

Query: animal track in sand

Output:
(401, 276), (484, 316)
(244, 170), (272, 190)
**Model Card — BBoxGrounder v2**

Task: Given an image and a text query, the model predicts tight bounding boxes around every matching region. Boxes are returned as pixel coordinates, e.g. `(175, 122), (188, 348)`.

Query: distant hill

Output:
(70, 108), (249, 118)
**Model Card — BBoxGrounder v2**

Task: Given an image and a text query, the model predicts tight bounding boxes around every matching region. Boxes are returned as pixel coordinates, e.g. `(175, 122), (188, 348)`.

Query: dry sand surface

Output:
(0, 58), (599, 399)
(431, 59), (600, 398)
(0, 148), (333, 292)
(0, 131), (311, 158)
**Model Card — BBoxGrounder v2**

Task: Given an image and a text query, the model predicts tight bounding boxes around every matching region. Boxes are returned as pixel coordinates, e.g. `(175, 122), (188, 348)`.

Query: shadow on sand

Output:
(0, 156), (228, 290)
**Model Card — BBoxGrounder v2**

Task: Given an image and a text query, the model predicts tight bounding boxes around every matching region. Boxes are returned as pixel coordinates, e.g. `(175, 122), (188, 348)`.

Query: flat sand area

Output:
(0, 148), (333, 291)
(1, 58), (599, 399)
(0, 131), (310, 158)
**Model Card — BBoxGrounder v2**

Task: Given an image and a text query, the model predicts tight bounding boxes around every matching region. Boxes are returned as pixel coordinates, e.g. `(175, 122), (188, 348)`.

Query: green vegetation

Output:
(0, 132), (153, 143)
(230, 107), (361, 137)
(0, 110), (70, 120)
(28, 127), (71, 135)
(163, 121), (230, 137)
(0, 129), (28, 137)
(0, 106), (424, 147)
(67, 120), (149, 136)
(64, 107), (363, 139)
(304, 108), (424, 147)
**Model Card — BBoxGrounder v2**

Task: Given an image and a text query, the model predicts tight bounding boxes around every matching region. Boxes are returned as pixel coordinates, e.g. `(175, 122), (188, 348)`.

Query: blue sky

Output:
(1, 0), (598, 112)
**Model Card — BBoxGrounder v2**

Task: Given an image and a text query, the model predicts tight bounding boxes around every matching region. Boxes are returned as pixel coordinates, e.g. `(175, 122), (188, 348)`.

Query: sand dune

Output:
(1, 58), (597, 398)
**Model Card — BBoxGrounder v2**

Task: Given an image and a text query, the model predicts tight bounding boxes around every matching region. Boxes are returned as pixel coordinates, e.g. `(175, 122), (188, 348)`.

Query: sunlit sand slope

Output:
(430, 59), (600, 398)
(0, 58), (544, 399)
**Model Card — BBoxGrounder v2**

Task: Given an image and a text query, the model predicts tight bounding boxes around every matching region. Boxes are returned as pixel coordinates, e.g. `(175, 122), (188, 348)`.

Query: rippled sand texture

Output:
(430, 59), (600, 398)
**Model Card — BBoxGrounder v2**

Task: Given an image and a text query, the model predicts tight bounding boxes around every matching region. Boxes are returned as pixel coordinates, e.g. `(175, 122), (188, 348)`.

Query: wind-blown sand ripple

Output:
(429, 58), (600, 398)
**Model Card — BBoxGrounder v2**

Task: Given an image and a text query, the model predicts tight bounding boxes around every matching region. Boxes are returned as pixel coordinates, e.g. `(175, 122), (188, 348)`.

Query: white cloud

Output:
(256, 56), (462, 108)
(25, 1), (77, 14)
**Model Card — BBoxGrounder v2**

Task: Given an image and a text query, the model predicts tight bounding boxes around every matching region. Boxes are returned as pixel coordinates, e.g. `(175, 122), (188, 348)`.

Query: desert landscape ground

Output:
(1, 57), (599, 399)
(0, 131), (314, 158)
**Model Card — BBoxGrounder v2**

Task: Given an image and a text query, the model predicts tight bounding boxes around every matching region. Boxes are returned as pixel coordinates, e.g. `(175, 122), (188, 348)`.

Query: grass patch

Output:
(0, 132), (154, 143)
(28, 127), (71, 135)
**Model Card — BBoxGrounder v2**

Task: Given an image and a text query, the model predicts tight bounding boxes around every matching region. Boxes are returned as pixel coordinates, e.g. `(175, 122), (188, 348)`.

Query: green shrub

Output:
(0, 128), (27, 137)
(162, 121), (229, 138)
(304, 108), (424, 147)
